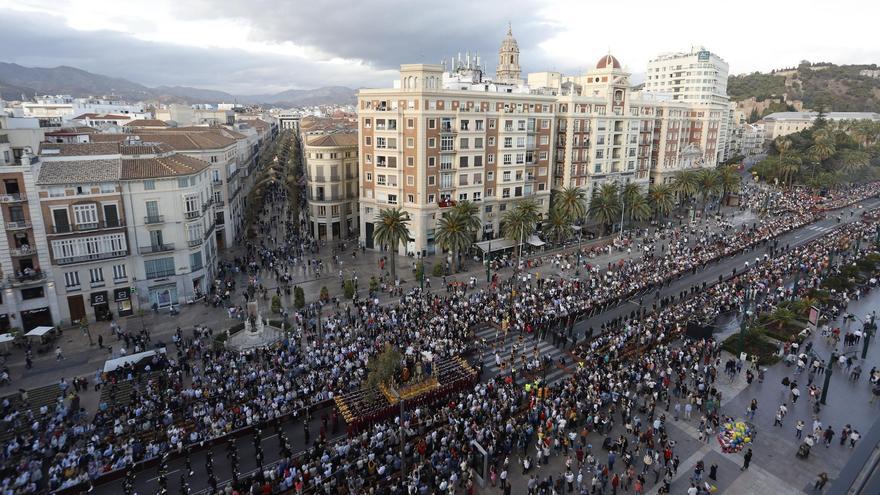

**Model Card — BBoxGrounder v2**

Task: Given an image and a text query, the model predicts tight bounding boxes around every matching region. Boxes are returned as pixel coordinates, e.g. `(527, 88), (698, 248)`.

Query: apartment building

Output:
(643, 47), (729, 105)
(0, 146), (60, 331)
(303, 132), (359, 241)
(119, 142), (217, 309)
(90, 127), (247, 249)
(36, 159), (132, 322)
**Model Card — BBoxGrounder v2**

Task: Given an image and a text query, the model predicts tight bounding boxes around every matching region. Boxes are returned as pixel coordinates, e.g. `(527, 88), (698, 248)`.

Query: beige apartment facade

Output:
(303, 133), (360, 241)
(358, 64), (556, 256)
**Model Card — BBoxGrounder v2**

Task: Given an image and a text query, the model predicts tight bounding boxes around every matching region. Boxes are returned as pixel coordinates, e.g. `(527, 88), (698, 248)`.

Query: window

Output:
(488, 154), (495, 164)
(387, 194), (398, 205)
(428, 119), (436, 129)
(428, 138), (436, 148)
(113, 264), (127, 281)
(89, 267), (104, 285)
(516, 153), (525, 164)
(488, 172), (495, 182)
(489, 119), (496, 129)
(474, 138), (484, 149)
(407, 194), (415, 203)
(503, 154), (512, 165)
(502, 188), (511, 198)
(473, 173), (482, 185)
(144, 180), (156, 190)
(407, 137), (414, 148)
(145, 201), (160, 222)
(73, 204), (98, 227)
(473, 192), (482, 201)
(145, 257), (175, 279)
(64, 271), (80, 288)
(440, 136), (454, 151)
(49, 186), (65, 197)
(473, 156), (483, 167)
(318, 205), (327, 216)
(475, 120), (484, 130)
(428, 175), (436, 186)
(407, 175), (415, 186)
(459, 156), (469, 168)
(428, 156), (436, 167)
(364, 136), (372, 146)
(516, 137), (525, 148)
(428, 194), (435, 203)
(503, 137), (512, 148)
(377, 175), (386, 186)
(184, 194), (200, 216)
(458, 193), (468, 201)
(503, 171), (511, 182)
(365, 172), (372, 182)
(21, 287), (45, 300)
(407, 156), (414, 167)
(460, 138), (469, 149)
(407, 118), (415, 129)
(459, 175), (469, 186)
(178, 178), (189, 188)
(190, 251), (204, 271)
(100, 183), (115, 193)
(488, 137), (495, 147)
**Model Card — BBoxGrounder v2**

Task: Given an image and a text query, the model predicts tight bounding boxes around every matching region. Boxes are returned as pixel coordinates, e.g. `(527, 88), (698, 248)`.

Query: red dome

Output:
(597, 54), (621, 69)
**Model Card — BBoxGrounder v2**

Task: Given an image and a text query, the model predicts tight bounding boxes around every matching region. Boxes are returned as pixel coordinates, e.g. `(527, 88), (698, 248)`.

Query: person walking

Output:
(55, 346), (64, 361)
(823, 426), (835, 447)
(796, 420), (805, 439)
(740, 449), (752, 471)
(814, 472), (829, 491)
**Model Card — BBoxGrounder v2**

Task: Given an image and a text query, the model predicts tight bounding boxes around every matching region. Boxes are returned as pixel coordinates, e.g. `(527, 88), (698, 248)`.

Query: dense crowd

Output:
(1, 179), (878, 493)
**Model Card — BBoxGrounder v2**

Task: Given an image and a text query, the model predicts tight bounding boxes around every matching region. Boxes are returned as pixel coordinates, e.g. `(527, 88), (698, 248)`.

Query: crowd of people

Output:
(1, 176), (878, 493)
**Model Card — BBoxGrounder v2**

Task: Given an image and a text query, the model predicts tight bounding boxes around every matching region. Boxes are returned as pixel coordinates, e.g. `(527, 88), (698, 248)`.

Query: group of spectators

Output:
(1, 178), (878, 493)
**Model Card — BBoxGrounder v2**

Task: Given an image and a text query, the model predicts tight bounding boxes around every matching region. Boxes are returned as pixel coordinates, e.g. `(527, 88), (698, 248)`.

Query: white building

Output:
(762, 112), (880, 140)
(741, 123), (766, 156)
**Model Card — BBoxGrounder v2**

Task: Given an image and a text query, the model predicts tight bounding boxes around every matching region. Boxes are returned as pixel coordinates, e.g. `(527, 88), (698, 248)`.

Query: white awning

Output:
(103, 348), (167, 373)
(526, 235), (546, 247)
(25, 326), (54, 337)
(475, 238), (517, 253)
(0, 333), (14, 344)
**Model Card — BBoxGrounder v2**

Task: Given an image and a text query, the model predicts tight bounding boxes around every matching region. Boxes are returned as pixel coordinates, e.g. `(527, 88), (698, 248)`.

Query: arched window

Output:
(510, 55), (515, 64)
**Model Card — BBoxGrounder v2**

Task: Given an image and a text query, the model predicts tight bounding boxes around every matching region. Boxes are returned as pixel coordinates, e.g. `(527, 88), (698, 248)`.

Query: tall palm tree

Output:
(627, 193), (653, 223)
(545, 207), (573, 245)
(552, 186), (587, 224)
(372, 208), (411, 281)
(501, 199), (540, 266)
(648, 183), (675, 222)
(717, 165), (741, 211)
(451, 200), (481, 238)
(837, 149), (870, 177)
(778, 154), (802, 187)
(435, 211), (473, 272)
(588, 183), (621, 235)
(774, 136), (793, 158)
(695, 168), (721, 207)
(618, 183), (642, 232)
(671, 170), (699, 204)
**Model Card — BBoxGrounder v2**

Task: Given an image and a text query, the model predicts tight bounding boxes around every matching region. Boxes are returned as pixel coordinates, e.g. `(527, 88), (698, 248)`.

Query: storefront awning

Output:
(103, 347), (167, 373)
(526, 235), (546, 247)
(25, 326), (54, 337)
(475, 238), (517, 253)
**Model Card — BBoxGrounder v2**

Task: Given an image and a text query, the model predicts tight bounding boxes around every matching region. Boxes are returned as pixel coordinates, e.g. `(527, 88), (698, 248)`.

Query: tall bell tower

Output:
(495, 23), (521, 83)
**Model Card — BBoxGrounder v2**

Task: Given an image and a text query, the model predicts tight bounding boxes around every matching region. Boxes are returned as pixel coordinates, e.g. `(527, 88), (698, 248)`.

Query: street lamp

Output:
(820, 351), (835, 405)
(485, 240), (492, 283)
(739, 284), (752, 356)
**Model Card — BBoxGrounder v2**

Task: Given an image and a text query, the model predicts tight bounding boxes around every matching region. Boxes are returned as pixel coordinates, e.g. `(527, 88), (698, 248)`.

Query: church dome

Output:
(596, 54), (621, 69)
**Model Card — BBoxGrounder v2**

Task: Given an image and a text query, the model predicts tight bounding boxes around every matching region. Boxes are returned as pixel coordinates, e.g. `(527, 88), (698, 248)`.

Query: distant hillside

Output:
(729, 62), (880, 113)
(0, 62), (356, 107)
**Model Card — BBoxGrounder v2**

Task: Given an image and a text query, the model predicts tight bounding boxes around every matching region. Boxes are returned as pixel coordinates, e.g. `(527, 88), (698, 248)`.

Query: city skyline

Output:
(0, 0), (878, 94)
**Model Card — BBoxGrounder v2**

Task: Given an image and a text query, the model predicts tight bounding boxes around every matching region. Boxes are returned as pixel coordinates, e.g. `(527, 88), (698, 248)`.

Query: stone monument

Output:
(227, 299), (281, 350)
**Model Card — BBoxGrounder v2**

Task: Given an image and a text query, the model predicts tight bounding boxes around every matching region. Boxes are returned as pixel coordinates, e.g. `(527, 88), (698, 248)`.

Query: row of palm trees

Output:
(371, 165), (742, 278)
(753, 119), (880, 189)
(244, 130), (302, 237)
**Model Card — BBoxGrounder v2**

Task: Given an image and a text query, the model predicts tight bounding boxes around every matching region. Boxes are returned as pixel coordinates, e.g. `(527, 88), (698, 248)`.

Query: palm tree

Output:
(717, 166), (741, 211)
(837, 149), (870, 177)
(451, 200), (481, 238)
(545, 207), (573, 245)
(372, 208), (411, 281)
(618, 183), (642, 232)
(588, 183), (621, 235)
(648, 183), (675, 222)
(552, 186), (587, 224)
(671, 170), (699, 204)
(435, 211), (473, 272)
(627, 193), (653, 223)
(778, 154), (803, 187)
(774, 136), (793, 158)
(695, 168), (721, 207)
(501, 199), (540, 266)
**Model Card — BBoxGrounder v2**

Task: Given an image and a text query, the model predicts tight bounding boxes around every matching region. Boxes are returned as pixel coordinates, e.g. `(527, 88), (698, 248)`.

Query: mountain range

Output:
(0, 62), (357, 107)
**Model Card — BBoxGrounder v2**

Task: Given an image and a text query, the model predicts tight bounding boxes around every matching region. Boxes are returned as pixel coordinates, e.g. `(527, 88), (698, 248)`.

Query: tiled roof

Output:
(45, 126), (98, 135)
(37, 159), (121, 185)
(307, 132), (358, 147)
(119, 142), (175, 155)
(39, 142), (121, 156)
(120, 153), (209, 180)
(124, 119), (168, 127)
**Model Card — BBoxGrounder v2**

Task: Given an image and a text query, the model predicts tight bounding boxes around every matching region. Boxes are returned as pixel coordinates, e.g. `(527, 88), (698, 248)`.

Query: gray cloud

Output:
(172, 0), (558, 72)
(0, 10), (393, 93)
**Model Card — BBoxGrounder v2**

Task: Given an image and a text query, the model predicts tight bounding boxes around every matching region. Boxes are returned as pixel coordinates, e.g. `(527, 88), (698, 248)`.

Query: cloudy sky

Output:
(0, 0), (877, 94)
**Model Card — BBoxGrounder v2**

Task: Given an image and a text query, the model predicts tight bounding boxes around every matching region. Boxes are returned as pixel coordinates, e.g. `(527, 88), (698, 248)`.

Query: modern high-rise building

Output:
(643, 47), (729, 105)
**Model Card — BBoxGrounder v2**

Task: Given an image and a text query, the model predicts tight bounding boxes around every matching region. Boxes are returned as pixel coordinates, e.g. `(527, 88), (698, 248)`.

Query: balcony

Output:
(138, 243), (175, 255)
(212, 178), (223, 186)
(51, 220), (124, 234)
(184, 210), (202, 220)
(56, 250), (128, 265)
(6, 221), (31, 230)
(8, 271), (47, 285)
(187, 237), (203, 248)
(10, 246), (36, 257)
(145, 269), (175, 280)
(144, 215), (164, 225)
(0, 193), (26, 203)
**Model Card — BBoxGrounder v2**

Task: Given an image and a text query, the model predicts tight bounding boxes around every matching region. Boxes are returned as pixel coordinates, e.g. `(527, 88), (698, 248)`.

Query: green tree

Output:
(343, 280), (355, 300)
(648, 183), (675, 221)
(627, 193), (653, 223)
(717, 165), (742, 210)
(271, 295), (281, 313)
(545, 207), (573, 244)
(671, 170), (699, 203)
(435, 210), (473, 271)
(372, 207), (411, 281)
(552, 186), (587, 224)
(293, 287), (305, 309)
(502, 199), (540, 265)
(588, 183), (621, 234)
(695, 168), (721, 207)
(450, 200), (481, 236)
